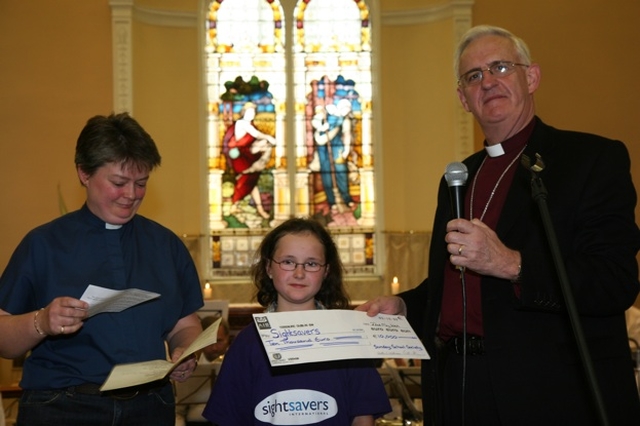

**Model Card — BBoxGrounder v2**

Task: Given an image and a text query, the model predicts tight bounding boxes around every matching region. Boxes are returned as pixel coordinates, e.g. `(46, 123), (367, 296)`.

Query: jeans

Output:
(17, 383), (175, 426)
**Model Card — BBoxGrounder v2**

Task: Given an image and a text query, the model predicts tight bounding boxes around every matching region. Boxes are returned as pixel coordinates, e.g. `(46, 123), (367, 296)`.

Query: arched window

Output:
(205, 0), (376, 279)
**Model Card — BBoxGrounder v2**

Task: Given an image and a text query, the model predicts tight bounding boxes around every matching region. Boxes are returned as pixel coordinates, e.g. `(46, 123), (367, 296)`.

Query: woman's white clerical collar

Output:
(485, 142), (505, 157)
(105, 223), (122, 230)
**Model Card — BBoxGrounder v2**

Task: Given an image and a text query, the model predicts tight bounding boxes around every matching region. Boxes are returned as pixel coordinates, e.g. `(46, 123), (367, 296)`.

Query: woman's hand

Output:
(169, 353), (198, 383)
(38, 297), (90, 336)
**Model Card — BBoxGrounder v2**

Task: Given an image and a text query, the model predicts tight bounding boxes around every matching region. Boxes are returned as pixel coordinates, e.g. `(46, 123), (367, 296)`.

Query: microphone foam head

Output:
(444, 162), (468, 187)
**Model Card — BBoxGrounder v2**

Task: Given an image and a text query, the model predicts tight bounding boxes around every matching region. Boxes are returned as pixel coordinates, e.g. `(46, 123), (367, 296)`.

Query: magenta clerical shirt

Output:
(437, 118), (535, 341)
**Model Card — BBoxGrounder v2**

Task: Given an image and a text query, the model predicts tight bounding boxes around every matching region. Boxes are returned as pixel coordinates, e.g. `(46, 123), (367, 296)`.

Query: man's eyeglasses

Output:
(458, 61), (529, 87)
(270, 258), (326, 272)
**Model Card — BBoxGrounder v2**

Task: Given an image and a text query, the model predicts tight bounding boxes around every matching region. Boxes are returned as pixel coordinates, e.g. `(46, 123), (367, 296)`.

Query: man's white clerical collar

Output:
(105, 223), (122, 230)
(485, 143), (505, 157)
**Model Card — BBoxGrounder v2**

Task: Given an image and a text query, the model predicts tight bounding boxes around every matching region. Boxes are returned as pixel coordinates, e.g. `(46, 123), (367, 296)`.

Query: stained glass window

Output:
(205, 0), (375, 278)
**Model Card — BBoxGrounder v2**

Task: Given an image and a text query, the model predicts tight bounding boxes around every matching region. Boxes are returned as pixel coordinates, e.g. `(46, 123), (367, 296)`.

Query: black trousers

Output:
(438, 344), (502, 426)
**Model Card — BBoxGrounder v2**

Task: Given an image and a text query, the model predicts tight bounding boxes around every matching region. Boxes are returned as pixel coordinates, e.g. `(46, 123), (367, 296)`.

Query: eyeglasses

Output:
(270, 258), (326, 272)
(458, 61), (529, 87)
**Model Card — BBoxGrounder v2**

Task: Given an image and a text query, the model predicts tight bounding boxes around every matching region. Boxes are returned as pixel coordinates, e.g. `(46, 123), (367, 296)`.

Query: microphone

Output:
(444, 162), (468, 219)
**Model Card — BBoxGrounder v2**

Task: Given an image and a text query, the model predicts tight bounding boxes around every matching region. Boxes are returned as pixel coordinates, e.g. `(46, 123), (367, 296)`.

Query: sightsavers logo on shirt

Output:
(254, 389), (338, 425)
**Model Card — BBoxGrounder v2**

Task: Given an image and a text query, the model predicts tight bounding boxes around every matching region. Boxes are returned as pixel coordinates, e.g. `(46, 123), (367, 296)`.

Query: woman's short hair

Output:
(75, 112), (161, 177)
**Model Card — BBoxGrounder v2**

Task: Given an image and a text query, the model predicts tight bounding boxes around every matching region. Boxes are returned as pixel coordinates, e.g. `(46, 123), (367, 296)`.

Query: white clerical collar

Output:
(105, 223), (122, 230)
(485, 143), (505, 157)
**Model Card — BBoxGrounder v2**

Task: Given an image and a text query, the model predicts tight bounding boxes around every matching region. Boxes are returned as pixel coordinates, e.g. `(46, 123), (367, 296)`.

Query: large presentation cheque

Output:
(253, 310), (430, 367)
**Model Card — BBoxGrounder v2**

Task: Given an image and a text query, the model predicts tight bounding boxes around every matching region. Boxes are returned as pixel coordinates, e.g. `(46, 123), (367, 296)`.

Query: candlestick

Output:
(391, 276), (399, 295)
(203, 282), (213, 300)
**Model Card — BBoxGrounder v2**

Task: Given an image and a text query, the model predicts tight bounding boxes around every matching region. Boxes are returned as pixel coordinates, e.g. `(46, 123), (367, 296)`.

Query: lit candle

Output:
(391, 276), (399, 295)
(203, 282), (213, 299)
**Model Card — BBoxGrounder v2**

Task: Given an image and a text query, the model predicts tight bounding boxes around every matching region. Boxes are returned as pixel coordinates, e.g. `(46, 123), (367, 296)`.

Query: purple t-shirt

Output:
(203, 322), (391, 425)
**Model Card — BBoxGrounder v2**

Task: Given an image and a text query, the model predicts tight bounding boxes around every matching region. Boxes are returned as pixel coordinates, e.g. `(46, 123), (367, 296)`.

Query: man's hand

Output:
(446, 218), (521, 281)
(355, 296), (407, 317)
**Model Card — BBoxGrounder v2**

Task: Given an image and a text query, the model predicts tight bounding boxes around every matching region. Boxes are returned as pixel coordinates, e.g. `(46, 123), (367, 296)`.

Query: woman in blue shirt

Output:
(0, 113), (204, 425)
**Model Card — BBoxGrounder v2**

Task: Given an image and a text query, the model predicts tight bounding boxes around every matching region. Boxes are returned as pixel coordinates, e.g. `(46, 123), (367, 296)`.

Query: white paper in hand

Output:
(80, 284), (160, 317)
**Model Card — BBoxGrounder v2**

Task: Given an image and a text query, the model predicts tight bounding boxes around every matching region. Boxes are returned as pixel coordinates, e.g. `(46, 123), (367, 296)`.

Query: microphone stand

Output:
(523, 155), (609, 426)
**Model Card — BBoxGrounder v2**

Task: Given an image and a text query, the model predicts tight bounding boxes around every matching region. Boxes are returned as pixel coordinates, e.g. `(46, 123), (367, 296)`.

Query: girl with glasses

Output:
(203, 218), (391, 425)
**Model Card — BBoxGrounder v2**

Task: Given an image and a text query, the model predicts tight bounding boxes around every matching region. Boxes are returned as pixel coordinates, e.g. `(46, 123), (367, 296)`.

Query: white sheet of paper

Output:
(253, 310), (430, 367)
(80, 284), (160, 317)
(100, 318), (221, 391)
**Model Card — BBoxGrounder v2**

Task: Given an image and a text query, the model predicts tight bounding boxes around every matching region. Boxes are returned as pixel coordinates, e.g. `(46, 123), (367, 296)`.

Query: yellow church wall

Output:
(1, 0), (639, 294)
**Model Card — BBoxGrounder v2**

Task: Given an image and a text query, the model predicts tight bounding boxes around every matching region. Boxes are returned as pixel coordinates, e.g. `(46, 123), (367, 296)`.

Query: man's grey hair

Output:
(454, 25), (532, 78)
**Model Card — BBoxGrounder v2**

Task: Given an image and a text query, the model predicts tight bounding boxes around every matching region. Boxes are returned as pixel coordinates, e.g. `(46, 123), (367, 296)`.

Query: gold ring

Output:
(60, 325), (65, 334)
(458, 245), (464, 255)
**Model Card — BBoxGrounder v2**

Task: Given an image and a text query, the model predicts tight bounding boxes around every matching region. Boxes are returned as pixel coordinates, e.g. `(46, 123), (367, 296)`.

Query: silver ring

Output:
(60, 325), (65, 334)
(180, 372), (185, 378)
(458, 245), (464, 255)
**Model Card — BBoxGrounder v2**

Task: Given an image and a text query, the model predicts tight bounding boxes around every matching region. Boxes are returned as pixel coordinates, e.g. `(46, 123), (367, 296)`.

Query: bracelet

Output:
(34, 308), (46, 336)
(511, 264), (522, 283)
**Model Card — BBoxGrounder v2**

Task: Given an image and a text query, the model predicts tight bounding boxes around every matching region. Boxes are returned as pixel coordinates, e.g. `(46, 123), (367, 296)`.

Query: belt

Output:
(447, 335), (485, 355)
(65, 379), (169, 400)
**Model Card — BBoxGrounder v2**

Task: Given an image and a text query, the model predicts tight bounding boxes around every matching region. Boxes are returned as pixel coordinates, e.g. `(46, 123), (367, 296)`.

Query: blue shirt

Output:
(0, 204), (203, 389)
